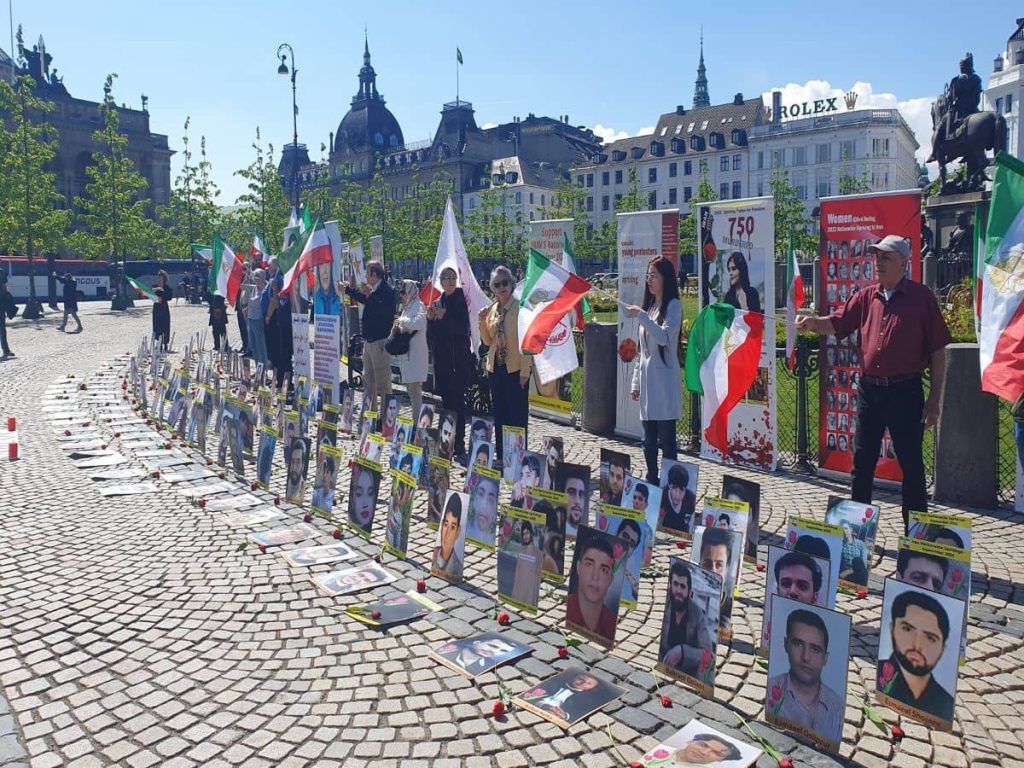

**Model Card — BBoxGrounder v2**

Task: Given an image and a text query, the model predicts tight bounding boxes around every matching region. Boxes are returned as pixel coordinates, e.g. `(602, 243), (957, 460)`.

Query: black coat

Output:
(345, 281), (396, 342)
(428, 287), (472, 390)
(152, 285), (173, 339)
(209, 295), (228, 331)
(58, 276), (79, 311)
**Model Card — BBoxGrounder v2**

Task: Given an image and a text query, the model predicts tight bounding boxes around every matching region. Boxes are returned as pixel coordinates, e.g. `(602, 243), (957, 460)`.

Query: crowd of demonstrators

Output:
(393, 279), (428, 417)
(344, 260), (395, 413)
(479, 265), (531, 465)
(54, 272), (83, 333)
(427, 266), (472, 458)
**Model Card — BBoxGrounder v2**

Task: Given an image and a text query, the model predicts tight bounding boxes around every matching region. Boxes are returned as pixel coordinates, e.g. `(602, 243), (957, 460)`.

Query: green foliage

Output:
(679, 166), (718, 261)
(615, 167), (648, 214)
(837, 147), (871, 196)
(225, 127), (291, 251)
(942, 278), (977, 342)
(157, 118), (221, 258)
(0, 75), (70, 257)
(70, 74), (160, 260)
(465, 169), (526, 265)
(768, 168), (816, 260)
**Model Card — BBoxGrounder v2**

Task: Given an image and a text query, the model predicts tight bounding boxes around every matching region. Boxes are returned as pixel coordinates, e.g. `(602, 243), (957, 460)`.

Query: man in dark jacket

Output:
(0, 281), (16, 357)
(54, 272), (83, 332)
(344, 260), (395, 413)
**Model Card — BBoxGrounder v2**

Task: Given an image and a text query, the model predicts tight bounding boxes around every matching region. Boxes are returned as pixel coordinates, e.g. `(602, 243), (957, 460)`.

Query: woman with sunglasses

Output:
(427, 266), (472, 457)
(626, 256), (682, 483)
(479, 265), (532, 464)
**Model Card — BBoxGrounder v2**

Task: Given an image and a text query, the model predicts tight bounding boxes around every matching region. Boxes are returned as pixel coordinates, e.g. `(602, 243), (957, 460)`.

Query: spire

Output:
(693, 29), (710, 108)
(355, 30), (379, 103)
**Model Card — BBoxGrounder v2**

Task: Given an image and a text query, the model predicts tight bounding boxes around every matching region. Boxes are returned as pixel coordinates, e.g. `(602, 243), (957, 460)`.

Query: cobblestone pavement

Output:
(0, 302), (1022, 768)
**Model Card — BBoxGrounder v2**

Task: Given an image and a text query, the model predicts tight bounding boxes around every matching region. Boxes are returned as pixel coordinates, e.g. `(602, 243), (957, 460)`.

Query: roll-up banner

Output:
(615, 210), (679, 440)
(816, 190), (922, 483)
(697, 197), (777, 471)
(526, 219), (576, 424)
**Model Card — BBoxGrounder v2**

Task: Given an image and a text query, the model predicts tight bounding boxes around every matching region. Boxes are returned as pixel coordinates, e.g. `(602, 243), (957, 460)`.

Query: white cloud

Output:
(635, 126), (655, 136)
(763, 80), (935, 173)
(481, 122), (498, 130)
(591, 124), (657, 144)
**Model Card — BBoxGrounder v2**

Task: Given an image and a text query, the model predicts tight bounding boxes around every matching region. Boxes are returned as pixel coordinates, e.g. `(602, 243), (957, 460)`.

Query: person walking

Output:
(479, 265), (531, 464)
(209, 293), (229, 351)
(247, 269), (269, 366)
(393, 279), (428, 417)
(797, 235), (951, 531)
(627, 256), (682, 483)
(152, 270), (173, 351)
(54, 272), (83, 333)
(0, 281), (17, 358)
(344, 260), (396, 413)
(427, 266), (472, 456)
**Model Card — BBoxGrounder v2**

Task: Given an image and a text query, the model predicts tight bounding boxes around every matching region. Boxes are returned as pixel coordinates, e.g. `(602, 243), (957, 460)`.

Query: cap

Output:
(867, 235), (910, 260)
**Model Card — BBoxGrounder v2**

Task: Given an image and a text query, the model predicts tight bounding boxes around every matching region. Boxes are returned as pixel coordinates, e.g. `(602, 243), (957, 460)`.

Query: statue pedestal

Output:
(923, 190), (989, 292)
(582, 323), (617, 436)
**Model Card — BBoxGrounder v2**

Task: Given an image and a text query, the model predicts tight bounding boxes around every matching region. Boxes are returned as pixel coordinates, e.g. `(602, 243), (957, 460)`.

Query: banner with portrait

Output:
(697, 197), (777, 470)
(314, 315), (341, 403)
(291, 313), (310, 379)
(527, 219), (576, 424)
(615, 209), (680, 440)
(817, 190), (922, 481)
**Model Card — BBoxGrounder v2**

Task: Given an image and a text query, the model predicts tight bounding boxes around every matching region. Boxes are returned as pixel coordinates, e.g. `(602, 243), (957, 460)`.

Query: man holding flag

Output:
(344, 260), (396, 413)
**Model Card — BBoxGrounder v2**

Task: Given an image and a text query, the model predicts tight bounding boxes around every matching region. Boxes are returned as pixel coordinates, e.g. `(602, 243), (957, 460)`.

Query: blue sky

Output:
(8, 0), (1022, 203)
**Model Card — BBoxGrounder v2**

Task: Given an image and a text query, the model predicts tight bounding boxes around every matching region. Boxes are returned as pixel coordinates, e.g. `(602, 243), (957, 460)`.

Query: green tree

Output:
(679, 166), (718, 260)
(300, 143), (333, 223)
(615, 167), (648, 213)
(70, 74), (160, 261)
(768, 168), (815, 259)
(0, 74), (71, 314)
(464, 168), (525, 266)
(157, 119), (221, 258)
(228, 128), (290, 251)
(837, 148), (871, 196)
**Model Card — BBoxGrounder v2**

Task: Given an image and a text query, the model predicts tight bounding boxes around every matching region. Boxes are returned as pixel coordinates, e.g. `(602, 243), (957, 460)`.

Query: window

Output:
(720, 182), (729, 199)
(541, 194), (545, 206)
(997, 97), (1004, 112)
(668, 188), (677, 204)
(615, 169), (623, 184)
(515, 191), (522, 204)
(772, 149), (784, 168)
(631, 146), (645, 159)
(529, 192), (534, 204)
(709, 132), (725, 149)
(373, 132), (384, 147)
(671, 137), (686, 154)
(683, 186), (692, 201)
(684, 160), (693, 175)
(602, 171), (610, 185)
(699, 159), (708, 173)
(469, 198), (476, 210)
(732, 180), (742, 199)
(615, 193), (622, 205)
(733, 154), (742, 171)
(792, 146), (807, 166)
(651, 141), (665, 156)
(586, 173), (594, 188)
(587, 196), (593, 212)
(1008, 94), (1015, 113)
(669, 162), (677, 178)
(612, 149), (627, 161)
(839, 140), (855, 161)
(576, 174), (584, 186)
(648, 167), (657, 183)
(757, 151), (764, 170)
(871, 138), (890, 158)
(816, 177), (831, 198)
(602, 195), (610, 211)
(690, 135), (705, 151)
(815, 143), (831, 163)
(730, 128), (747, 145)
(796, 183), (807, 200)
(648, 191), (657, 209)
(720, 156), (730, 172)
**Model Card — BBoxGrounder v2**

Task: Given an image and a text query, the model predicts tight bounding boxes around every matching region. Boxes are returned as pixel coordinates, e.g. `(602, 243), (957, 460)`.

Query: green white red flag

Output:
(684, 303), (764, 454)
(281, 217), (333, 296)
(208, 235), (244, 305)
(125, 275), (158, 301)
(979, 151), (1024, 403)
(517, 248), (591, 353)
(784, 231), (804, 369)
(562, 232), (592, 330)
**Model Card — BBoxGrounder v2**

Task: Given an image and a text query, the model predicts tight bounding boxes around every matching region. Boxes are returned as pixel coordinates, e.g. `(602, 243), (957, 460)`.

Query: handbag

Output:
(385, 329), (416, 355)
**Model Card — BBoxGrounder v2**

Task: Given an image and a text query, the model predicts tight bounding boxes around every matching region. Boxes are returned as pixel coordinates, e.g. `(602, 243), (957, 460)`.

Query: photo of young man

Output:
(514, 667), (624, 729)
(465, 471), (499, 549)
(555, 462), (591, 540)
(690, 526), (743, 639)
(638, 718), (762, 767)
(510, 451), (545, 509)
(426, 456), (450, 527)
(384, 476), (416, 557)
(285, 437), (310, 504)
(759, 545), (832, 656)
(311, 561), (395, 597)
(656, 559), (722, 695)
(599, 449), (629, 505)
(721, 475), (760, 562)
(431, 491), (469, 583)
(496, 512), (544, 613)
(565, 526), (627, 647)
(281, 542), (356, 568)
(311, 453), (337, 511)
(877, 579), (965, 729)
(429, 631), (531, 679)
(659, 460), (698, 537)
(766, 599), (850, 751)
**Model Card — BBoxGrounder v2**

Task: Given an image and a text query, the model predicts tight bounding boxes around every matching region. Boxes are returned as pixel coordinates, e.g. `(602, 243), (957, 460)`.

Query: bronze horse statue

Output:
(930, 90), (1007, 192)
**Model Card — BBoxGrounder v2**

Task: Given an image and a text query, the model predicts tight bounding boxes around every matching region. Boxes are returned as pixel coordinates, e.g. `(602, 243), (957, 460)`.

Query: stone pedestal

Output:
(933, 343), (998, 508)
(922, 190), (989, 292)
(583, 323), (617, 436)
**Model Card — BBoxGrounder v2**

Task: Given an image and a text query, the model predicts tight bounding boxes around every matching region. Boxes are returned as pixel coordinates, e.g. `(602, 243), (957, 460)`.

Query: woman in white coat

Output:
(394, 279), (429, 417)
(627, 256), (682, 483)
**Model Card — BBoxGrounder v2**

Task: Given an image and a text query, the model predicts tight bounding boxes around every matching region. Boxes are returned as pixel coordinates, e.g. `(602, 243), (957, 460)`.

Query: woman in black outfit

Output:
(427, 267), (472, 457)
(722, 251), (761, 313)
(152, 270), (173, 351)
(209, 293), (228, 351)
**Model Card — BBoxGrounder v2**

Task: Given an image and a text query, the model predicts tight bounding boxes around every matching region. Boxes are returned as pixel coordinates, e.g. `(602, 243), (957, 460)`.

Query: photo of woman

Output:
(347, 462), (381, 537)
(723, 252), (761, 313)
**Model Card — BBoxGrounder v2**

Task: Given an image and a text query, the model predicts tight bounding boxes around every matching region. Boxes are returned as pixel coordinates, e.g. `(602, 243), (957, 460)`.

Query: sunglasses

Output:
(493, 279), (510, 289)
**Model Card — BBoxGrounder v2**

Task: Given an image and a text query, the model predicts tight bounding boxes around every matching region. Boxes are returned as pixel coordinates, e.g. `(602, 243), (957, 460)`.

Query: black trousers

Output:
(0, 317), (10, 355)
(237, 308), (249, 352)
(490, 365), (529, 461)
(642, 419), (678, 484)
(851, 376), (927, 531)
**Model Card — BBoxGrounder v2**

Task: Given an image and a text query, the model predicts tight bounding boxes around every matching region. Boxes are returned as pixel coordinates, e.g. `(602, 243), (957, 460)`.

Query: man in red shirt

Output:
(798, 235), (951, 531)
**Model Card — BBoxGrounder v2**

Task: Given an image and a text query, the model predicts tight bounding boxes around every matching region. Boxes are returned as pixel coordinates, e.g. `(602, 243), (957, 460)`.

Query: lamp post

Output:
(277, 43), (299, 210)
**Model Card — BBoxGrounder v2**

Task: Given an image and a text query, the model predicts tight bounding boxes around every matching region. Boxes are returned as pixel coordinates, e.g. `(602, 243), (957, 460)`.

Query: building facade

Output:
(748, 100), (921, 219)
(983, 17), (1024, 160)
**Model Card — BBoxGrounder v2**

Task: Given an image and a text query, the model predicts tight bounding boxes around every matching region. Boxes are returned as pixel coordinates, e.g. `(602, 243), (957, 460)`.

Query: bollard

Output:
(8, 441), (18, 461)
(6, 416), (14, 431)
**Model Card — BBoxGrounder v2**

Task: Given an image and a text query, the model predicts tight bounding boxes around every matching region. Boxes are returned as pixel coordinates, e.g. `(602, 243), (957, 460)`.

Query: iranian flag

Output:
(190, 243), (212, 265)
(281, 217), (333, 295)
(251, 235), (267, 267)
(784, 231), (804, 369)
(208, 235), (244, 305)
(562, 232), (592, 330)
(125, 275), (158, 301)
(979, 151), (1024, 403)
(517, 248), (591, 357)
(684, 303), (764, 454)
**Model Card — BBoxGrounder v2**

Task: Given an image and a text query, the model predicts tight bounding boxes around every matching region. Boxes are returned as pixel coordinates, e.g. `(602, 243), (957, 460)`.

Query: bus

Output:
(1, 257), (110, 302)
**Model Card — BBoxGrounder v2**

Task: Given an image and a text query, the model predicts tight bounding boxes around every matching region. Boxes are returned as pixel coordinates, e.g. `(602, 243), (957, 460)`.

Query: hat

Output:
(867, 235), (910, 260)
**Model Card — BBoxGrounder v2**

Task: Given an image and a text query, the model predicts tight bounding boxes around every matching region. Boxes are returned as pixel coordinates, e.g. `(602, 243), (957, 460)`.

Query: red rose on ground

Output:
(274, 496), (281, 505)
(756, 562), (766, 572)
(151, 471), (160, 479)
(856, 590), (868, 600)
(250, 482), (258, 491)
(63, 430), (71, 436)
(675, 541), (689, 549)
(258, 544), (267, 554)
(660, 695), (671, 708)
(332, 529), (342, 539)
(371, 610), (381, 620)
(891, 725), (905, 742)
(497, 612), (510, 626)
(558, 647), (569, 659)
(303, 514), (312, 523)
(197, 499), (207, 509)
(491, 701), (505, 717)
(373, 553), (382, 563)
(779, 760), (794, 768)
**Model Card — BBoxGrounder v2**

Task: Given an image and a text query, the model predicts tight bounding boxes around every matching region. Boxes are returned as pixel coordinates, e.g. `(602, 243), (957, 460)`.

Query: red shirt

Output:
(829, 279), (951, 378)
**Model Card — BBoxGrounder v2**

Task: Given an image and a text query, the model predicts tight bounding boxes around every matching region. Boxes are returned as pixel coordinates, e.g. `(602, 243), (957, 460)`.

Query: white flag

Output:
(429, 196), (489, 357)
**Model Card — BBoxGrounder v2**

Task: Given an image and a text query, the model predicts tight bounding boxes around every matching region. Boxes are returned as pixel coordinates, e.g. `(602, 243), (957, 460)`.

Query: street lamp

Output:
(276, 43), (299, 210)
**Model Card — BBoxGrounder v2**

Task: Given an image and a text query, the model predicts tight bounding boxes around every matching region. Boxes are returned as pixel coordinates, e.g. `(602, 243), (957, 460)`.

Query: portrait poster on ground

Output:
(513, 666), (624, 730)
(346, 591), (442, 628)
(527, 218), (576, 424)
(824, 497), (880, 589)
(465, 465), (501, 551)
(907, 511), (972, 551)
(311, 561), (395, 597)
(518, 487), (568, 583)
(697, 197), (776, 471)
(658, 459), (699, 538)
(876, 578), (965, 731)
(313, 314), (341, 402)
(766, 596), (851, 753)
(817, 190), (922, 481)
(496, 503), (545, 614)
(691, 497), (749, 553)
(431, 490), (469, 584)
(555, 462), (591, 540)
(347, 458), (382, 539)
(256, 425), (277, 491)
(689, 526), (744, 640)
(384, 470), (417, 559)
(426, 455), (451, 528)
(291, 313), (310, 379)
(784, 516), (844, 599)
(638, 718), (763, 767)
(615, 209), (679, 440)
(655, 558), (722, 698)
(565, 525), (629, 648)
(721, 475), (760, 562)
(429, 632), (532, 680)
(759, 544), (833, 657)
(501, 425), (526, 483)
(896, 536), (971, 664)
(281, 541), (356, 568)
(311, 444), (341, 514)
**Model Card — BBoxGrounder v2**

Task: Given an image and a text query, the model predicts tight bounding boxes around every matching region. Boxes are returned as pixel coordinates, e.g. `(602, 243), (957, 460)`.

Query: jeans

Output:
(0, 318), (10, 355)
(851, 376), (927, 533)
(490, 365), (529, 461)
(237, 309), (249, 352)
(362, 338), (392, 413)
(642, 419), (678, 483)
(248, 316), (268, 366)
